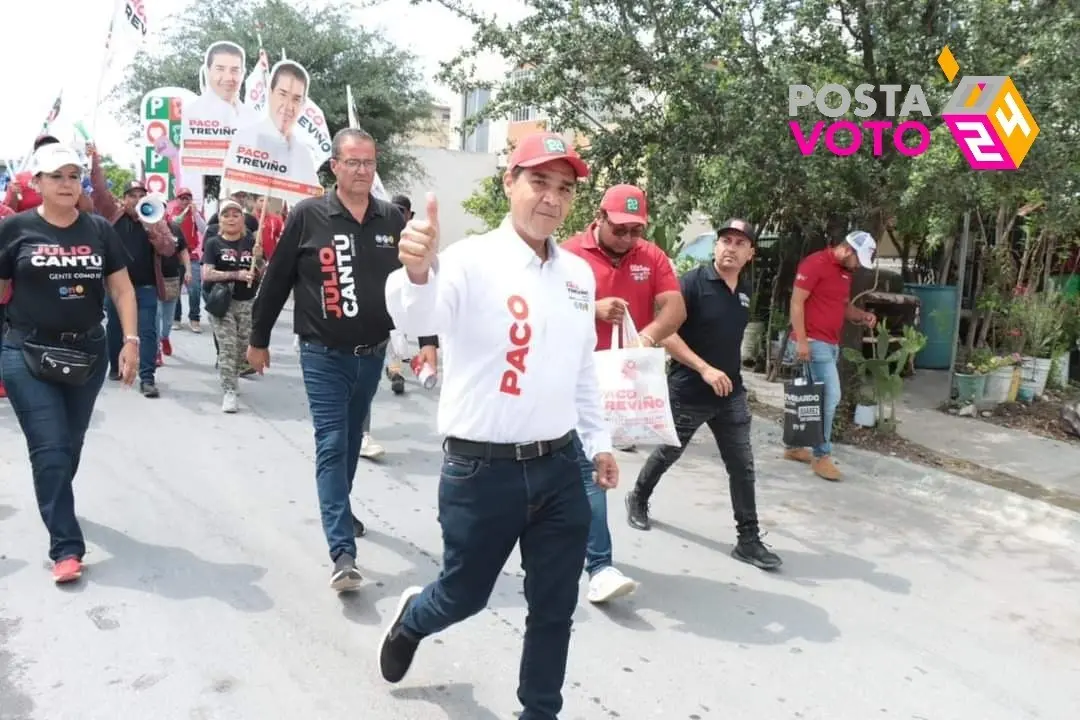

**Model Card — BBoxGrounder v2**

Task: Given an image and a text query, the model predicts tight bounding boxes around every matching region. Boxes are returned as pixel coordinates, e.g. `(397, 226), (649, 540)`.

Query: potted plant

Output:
(1050, 294), (1080, 388)
(1007, 290), (1065, 397)
(952, 348), (992, 405)
(841, 322), (927, 431)
(984, 352), (1023, 404)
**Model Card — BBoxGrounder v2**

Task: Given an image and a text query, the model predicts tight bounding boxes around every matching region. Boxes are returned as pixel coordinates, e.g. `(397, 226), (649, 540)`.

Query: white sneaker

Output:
(587, 566), (638, 604)
(359, 433), (384, 459)
(293, 335), (301, 352)
(222, 391), (238, 413)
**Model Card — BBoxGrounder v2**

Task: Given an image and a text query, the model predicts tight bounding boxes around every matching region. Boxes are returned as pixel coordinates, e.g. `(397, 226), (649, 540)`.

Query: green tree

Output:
(100, 156), (135, 195)
(113, 0), (433, 183)
(433, 0), (1078, 254)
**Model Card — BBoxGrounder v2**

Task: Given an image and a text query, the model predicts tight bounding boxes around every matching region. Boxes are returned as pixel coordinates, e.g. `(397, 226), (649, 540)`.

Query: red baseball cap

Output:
(176, 187), (193, 198)
(600, 184), (647, 226)
(507, 132), (589, 179)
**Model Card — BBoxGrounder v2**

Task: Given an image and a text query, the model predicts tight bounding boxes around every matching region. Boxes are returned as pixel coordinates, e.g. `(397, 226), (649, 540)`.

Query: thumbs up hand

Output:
(399, 192), (439, 279)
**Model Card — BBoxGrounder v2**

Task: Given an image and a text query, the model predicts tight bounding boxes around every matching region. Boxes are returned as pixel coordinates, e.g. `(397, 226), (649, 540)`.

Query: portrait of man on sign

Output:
(222, 59), (322, 205)
(180, 40), (260, 178)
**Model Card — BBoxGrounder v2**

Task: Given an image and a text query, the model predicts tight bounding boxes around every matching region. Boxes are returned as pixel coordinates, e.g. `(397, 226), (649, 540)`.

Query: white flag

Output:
(243, 49), (270, 114)
(345, 84), (388, 200)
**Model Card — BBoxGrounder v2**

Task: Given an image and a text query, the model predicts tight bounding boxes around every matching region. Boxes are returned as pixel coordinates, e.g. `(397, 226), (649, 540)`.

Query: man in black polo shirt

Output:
(247, 128), (438, 591)
(626, 219), (782, 570)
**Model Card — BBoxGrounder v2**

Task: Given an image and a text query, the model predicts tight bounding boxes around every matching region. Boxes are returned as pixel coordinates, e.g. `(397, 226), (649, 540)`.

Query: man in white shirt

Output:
(380, 131), (618, 720)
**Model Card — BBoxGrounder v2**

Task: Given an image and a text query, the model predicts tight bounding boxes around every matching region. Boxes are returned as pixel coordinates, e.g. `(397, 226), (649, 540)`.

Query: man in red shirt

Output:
(0, 201), (12, 397)
(785, 231), (878, 481)
(253, 194), (284, 262)
(168, 187), (205, 332)
(562, 184), (686, 603)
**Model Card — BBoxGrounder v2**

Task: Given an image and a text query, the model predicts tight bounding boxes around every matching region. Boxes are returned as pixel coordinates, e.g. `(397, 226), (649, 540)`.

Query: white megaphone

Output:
(136, 192), (167, 224)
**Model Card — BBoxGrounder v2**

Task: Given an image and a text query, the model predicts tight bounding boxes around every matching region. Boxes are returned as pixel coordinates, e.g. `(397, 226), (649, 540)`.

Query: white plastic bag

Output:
(592, 315), (680, 447)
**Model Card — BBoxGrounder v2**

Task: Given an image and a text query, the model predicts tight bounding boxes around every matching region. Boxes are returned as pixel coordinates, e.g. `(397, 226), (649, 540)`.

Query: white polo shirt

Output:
(385, 216), (613, 460)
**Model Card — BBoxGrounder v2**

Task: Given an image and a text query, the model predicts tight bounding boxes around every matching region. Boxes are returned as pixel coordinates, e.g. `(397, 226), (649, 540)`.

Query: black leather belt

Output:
(5, 326), (106, 345)
(300, 336), (389, 357)
(443, 431), (574, 461)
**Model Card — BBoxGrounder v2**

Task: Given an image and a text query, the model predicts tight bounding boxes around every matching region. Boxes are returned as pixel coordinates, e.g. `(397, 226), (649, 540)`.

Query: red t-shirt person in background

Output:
(561, 183), (686, 605)
(784, 231), (878, 481)
(0, 199), (11, 397)
(253, 195), (284, 262)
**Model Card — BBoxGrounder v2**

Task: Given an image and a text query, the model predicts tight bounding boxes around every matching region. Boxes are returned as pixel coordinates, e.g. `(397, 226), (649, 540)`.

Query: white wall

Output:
(387, 146), (499, 248)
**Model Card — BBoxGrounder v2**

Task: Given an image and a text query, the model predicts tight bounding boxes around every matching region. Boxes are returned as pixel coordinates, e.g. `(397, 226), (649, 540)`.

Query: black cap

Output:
(123, 180), (147, 195)
(33, 135), (60, 151)
(391, 194), (411, 212)
(717, 218), (757, 244)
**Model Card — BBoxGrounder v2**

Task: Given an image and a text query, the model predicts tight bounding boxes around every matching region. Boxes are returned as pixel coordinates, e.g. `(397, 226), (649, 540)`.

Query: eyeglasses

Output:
(337, 158), (377, 171)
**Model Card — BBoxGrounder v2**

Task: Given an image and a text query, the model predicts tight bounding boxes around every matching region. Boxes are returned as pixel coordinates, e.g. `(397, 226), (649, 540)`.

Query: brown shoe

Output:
(812, 456), (841, 481)
(783, 448), (813, 463)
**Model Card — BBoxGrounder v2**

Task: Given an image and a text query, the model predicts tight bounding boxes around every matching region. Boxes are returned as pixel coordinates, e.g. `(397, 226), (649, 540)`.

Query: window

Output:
(462, 88), (493, 152)
(507, 68), (540, 123)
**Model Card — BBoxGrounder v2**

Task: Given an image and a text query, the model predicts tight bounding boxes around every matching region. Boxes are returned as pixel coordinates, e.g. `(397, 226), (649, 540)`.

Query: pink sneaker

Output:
(52, 557), (82, 584)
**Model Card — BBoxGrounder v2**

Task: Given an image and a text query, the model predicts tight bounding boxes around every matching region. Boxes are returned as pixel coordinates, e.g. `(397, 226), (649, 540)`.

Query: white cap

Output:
(845, 230), (877, 269)
(31, 144), (84, 175)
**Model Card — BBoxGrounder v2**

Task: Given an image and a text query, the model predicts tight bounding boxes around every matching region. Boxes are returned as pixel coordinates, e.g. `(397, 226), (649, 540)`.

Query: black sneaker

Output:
(732, 538), (783, 571)
(330, 553), (363, 592)
(140, 382), (160, 398)
(108, 371), (121, 381)
(378, 586), (423, 683)
(625, 488), (651, 531)
(352, 514), (366, 537)
(390, 373), (405, 395)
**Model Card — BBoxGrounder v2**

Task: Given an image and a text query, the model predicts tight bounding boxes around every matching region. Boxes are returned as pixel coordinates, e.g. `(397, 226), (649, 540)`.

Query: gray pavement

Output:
(2, 316), (1079, 720)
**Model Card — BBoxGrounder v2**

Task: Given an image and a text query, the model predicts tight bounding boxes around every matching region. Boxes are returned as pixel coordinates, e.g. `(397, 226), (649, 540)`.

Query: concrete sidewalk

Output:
(744, 371), (1080, 502)
(1, 319), (1079, 720)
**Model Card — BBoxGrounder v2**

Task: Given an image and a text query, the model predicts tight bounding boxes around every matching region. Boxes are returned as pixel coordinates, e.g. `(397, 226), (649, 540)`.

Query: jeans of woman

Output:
(158, 298), (178, 341)
(1, 333), (108, 561)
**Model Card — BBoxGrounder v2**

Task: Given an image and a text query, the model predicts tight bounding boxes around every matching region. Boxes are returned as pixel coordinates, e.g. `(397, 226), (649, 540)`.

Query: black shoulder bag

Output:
(205, 281), (234, 318)
(21, 337), (99, 387)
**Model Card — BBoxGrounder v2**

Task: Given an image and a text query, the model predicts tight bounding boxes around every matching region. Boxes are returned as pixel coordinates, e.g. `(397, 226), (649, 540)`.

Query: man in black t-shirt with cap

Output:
(627, 218), (782, 571)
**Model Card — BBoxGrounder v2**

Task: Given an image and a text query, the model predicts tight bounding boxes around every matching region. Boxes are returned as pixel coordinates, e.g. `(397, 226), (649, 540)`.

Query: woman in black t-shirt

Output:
(201, 199), (261, 413)
(0, 143), (140, 585)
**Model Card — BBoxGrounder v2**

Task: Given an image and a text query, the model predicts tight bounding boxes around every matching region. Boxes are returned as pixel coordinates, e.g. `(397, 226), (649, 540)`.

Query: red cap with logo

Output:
(600, 184), (647, 226)
(176, 187), (193, 198)
(507, 132), (589, 179)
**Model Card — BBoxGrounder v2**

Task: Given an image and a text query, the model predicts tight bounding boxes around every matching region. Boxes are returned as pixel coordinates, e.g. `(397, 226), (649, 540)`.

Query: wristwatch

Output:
(123, 335), (140, 345)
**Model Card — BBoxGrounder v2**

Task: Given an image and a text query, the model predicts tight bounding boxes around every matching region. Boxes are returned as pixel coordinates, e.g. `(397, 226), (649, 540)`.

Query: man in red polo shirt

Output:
(562, 184), (686, 603)
(784, 230), (878, 481)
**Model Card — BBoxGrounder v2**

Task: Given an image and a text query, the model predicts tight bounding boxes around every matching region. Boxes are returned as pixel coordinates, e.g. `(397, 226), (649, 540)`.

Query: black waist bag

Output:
(205, 282), (233, 318)
(22, 341), (98, 386)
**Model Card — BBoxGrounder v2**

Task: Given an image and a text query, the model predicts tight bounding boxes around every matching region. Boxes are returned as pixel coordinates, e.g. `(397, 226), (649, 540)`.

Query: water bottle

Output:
(410, 355), (437, 390)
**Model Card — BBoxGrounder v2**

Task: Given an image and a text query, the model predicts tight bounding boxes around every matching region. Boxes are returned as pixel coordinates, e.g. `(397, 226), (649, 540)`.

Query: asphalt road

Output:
(2, 313), (1079, 720)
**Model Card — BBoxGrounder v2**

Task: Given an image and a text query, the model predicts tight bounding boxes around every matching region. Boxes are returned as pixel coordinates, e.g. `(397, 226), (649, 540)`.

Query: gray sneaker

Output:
(330, 554), (362, 592)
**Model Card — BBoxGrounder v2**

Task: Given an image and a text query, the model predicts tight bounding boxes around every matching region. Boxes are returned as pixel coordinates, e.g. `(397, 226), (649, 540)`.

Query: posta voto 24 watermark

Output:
(787, 47), (1040, 170)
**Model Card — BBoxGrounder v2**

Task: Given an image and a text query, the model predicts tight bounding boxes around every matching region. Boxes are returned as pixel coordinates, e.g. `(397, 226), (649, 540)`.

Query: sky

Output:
(0, 0), (525, 168)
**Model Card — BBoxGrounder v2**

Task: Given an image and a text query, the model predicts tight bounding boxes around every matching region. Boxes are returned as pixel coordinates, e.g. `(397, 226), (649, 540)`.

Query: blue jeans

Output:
(1, 333), (107, 561)
(401, 441), (590, 720)
(106, 286), (159, 384)
(158, 298), (178, 340)
(785, 340), (841, 456)
(571, 433), (610, 576)
(299, 341), (385, 561)
(174, 262), (202, 322)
